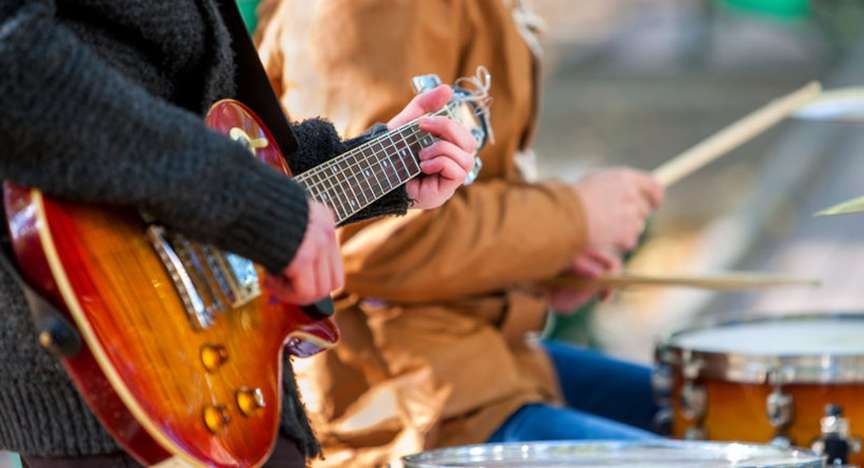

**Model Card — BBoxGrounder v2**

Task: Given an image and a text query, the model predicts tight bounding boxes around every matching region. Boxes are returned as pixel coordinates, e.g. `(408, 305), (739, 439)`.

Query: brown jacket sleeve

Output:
(342, 180), (587, 302)
(257, 0), (590, 302)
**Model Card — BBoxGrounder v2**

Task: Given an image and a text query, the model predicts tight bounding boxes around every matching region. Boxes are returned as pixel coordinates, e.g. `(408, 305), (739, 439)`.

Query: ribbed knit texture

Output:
(0, 0), (407, 459)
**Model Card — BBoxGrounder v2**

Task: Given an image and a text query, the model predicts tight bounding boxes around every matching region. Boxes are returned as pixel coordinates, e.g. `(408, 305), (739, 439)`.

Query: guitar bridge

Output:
(146, 226), (261, 330)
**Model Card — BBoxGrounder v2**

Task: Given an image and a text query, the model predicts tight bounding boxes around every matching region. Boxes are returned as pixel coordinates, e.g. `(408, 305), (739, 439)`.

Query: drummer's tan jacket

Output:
(256, 1), (589, 466)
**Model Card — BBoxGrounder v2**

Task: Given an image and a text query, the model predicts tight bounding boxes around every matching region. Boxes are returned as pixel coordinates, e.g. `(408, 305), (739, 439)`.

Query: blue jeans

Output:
(488, 340), (659, 442)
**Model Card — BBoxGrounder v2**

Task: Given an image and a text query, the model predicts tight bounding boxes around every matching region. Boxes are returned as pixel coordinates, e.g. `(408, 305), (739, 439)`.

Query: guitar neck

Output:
(294, 106), (453, 224)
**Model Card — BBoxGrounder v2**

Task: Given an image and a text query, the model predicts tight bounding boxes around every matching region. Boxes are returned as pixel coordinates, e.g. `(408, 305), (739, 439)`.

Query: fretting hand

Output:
(267, 200), (343, 305)
(388, 85), (477, 210)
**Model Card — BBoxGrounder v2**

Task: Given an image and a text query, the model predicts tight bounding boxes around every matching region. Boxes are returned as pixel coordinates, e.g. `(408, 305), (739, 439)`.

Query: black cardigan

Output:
(0, 0), (408, 459)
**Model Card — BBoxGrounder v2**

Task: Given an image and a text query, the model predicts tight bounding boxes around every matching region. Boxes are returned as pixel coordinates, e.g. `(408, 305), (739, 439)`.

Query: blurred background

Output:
(4, 1), (864, 466)
(525, 0), (864, 362)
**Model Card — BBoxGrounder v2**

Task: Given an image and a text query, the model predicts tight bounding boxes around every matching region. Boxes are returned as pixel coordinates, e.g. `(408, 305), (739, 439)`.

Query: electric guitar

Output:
(3, 88), (488, 467)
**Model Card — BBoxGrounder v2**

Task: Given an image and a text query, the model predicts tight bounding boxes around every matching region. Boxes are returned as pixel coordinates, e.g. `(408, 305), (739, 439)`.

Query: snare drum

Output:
(401, 440), (823, 467)
(656, 314), (864, 465)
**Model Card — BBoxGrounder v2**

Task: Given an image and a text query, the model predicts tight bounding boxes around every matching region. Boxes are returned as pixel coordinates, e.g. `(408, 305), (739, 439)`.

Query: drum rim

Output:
(657, 312), (864, 384)
(401, 440), (824, 467)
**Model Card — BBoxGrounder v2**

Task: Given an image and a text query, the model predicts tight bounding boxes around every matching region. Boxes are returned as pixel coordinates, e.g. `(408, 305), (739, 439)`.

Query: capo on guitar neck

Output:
(412, 66), (494, 185)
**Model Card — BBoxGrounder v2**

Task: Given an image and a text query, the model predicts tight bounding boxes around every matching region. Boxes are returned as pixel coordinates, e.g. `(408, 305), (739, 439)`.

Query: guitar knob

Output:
(236, 387), (266, 416)
(200, 344), (228, 372)
(203, 405), (230, 433)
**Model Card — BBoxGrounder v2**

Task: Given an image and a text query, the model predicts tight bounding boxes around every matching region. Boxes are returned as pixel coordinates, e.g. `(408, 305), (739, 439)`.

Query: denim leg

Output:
(543, 340), (658, 432)
(488, 403), (657, 443)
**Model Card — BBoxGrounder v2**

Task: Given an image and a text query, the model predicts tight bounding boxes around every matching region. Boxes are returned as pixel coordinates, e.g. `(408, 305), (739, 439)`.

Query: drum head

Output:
(670, 315), (864, 355)
(659, 314), (864, 383)
(401, 441), (823, 467)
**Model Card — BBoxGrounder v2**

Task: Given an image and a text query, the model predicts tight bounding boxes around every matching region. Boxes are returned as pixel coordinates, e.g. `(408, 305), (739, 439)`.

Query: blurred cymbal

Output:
(793, 87), (864, 123)
(816, 195), (864, 217)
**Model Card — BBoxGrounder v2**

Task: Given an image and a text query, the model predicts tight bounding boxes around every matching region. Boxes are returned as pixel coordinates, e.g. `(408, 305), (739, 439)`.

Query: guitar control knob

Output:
(203, 405), (230, 433)
(236, 387), (266, 416)
(200, 344), (228, 372)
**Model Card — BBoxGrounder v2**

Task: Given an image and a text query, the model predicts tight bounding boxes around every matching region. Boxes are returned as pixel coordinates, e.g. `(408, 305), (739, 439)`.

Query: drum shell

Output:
(657, 314), (864, 466)
(666, 377), (864, 464)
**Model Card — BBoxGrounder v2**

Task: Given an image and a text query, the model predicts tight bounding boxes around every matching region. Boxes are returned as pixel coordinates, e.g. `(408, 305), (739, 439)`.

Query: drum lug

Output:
(680, 352), (707, 438)
(653, 407), (673, 436)
(765, 369), (794, 440)
(765, 390), (794, 429)
(652, 364), (673, 403)
(684, 426), (707, 440)
(812, 404), (861, 466)
(652, 354), (674, 435)
(681, 382), (706, 422)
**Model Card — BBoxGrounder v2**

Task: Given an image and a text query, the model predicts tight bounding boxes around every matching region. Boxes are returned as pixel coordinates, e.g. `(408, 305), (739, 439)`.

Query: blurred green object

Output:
(236, 0), (261, 34)
(544, 299), (601, 348)
(720, 0), (810, 19)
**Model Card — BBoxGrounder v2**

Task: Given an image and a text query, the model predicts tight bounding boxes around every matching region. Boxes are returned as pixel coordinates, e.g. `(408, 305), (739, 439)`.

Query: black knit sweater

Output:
(0, 0), (408, 460)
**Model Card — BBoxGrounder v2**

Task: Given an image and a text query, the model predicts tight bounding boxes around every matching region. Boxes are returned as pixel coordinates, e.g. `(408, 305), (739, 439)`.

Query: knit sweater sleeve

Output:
(0, 1), (308, 273)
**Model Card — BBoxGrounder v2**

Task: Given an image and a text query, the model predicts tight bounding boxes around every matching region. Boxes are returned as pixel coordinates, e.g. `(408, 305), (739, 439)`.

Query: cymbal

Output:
(792, 87), (864, 123)
(816, 195), (864, 217)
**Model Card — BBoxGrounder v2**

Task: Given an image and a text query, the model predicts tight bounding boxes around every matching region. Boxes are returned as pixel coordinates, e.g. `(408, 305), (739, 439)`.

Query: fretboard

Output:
(294, 106), (453, 224)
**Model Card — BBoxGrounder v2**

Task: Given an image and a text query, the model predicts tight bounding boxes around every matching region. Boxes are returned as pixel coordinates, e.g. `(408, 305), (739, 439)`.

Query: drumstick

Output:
(652, 82), (822, 187)
(816, 195), (864, 217)
(541, 272), (821, 291)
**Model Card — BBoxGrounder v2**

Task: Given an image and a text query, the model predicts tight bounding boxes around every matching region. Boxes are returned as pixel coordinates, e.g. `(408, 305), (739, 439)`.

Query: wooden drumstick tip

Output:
(653, 81), (822, 188)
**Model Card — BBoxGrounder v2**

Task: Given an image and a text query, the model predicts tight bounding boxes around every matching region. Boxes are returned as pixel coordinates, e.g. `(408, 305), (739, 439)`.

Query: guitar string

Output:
(294, 119), (435, 204)
(295, 104), (451, 182)
(298, 101), (485, 195)
(299, 129), (425, 201)
(298, 128), (429, 222)
(295, 104), (475, 220)
(292, 102), (463, 193)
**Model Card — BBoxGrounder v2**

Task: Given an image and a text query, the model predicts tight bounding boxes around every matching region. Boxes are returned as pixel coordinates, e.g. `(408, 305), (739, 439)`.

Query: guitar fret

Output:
(377, 154), (396, 189)
(361, 146), (387, 195)
(337, 158), (364, 212)
(388, 133), (412, 181)
(356, 149), (381, 202)
(295, 104), (462, 224)
(320, 166), (350, 220)
(305, 177), (323, 202)
(398, 129), (422, 174)
(374, 139), (403, 186)
(351, 155), (376, 206)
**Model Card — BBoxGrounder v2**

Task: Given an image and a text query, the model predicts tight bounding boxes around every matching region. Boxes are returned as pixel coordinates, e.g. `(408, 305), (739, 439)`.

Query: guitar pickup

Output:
(147, 226), (214, 329)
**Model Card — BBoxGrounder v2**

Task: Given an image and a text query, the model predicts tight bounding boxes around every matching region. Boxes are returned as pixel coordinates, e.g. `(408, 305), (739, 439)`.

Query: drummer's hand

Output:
(572, 168), (663, 253)
(387, 85), (477, 210)
(548, 248), (621, 313)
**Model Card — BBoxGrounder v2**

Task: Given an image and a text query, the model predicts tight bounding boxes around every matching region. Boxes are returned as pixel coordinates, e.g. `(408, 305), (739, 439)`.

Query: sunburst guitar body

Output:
(3, 100), (338, 467)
